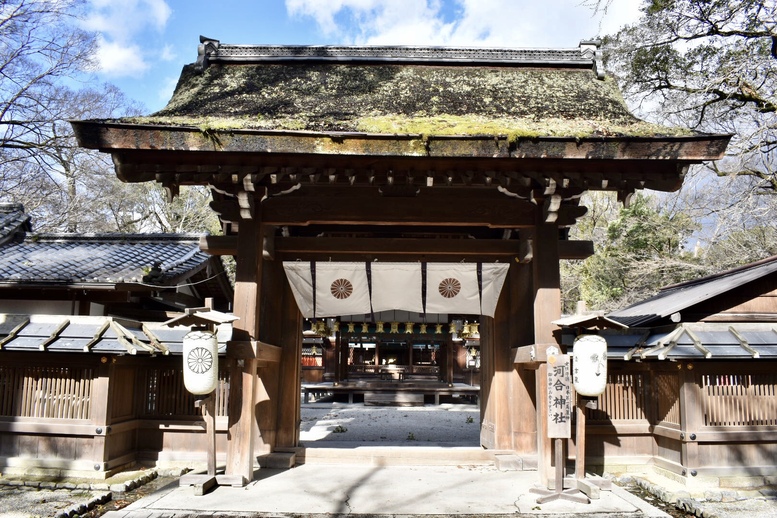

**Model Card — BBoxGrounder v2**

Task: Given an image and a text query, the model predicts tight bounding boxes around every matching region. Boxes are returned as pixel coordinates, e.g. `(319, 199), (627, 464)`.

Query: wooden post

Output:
(90, 359), (113, 474)
(575, 395), (586, 479)
(225, 215), (264, 486)
(532, 220), (562, 484)
(338, 334), (349, 382)
(530, 351), (589, 504)
(204, 395), (216, 476)
(679, 361), (701, 476)
(272, 259), (303, 447)
(446, 339), (454, 385)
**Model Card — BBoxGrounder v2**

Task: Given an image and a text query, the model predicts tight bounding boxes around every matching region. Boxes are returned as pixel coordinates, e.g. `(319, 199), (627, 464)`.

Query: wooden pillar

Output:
(480, 315), (512, 448)
(533, 220), (562, 484)
(446, 339), (454, 384)
(261, 258), (302, 449)
(509, 261), (538, 455)
(338, 334), (350, 381)
(480, 261), (535, 452)
(90, 359), (112, 473)
(225, 216), (263, 485)
(679, 361), (701, 476)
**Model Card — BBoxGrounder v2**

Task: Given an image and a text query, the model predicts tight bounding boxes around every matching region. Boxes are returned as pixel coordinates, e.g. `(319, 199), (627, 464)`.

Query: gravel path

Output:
(300, 402), (481, 444)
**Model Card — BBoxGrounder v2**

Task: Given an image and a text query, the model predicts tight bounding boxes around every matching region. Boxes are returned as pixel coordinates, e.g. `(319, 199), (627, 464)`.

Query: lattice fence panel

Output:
(701, 372), (777, 427)
(0, 365), (93, 419)
(142, 365), (229, 418)
(654, 371), (681, 426)
(586, 372), (648, 422)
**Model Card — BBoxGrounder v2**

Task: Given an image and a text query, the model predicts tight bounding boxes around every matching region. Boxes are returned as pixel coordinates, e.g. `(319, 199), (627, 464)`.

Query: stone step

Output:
(257, 452), (297, 469)
(364, 391), (424, 406)
(291, 446), (506, 466)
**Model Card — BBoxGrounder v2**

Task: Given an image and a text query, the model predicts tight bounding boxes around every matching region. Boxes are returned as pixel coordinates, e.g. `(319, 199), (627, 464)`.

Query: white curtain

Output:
(425, 263), (482, 315)
(283, 261), (510, 318)
(370, 262), (424, 313)
(481, 263), (510, 317)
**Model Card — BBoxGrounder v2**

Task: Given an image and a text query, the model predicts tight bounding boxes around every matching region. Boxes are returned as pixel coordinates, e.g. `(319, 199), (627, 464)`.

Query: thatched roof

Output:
(135, 40), (687, 139)
(71, 39), (730, 197)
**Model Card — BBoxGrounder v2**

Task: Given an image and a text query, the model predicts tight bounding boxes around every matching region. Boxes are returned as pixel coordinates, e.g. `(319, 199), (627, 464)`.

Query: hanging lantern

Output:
(182, 329), (219, 395)
(572, 334), (608, 397)
(419, 324), (428, 334)
(332, 321), (340, 333)
(361, 322), (370, 333)
(376, 321), (385, 333)
(390, 322), (399, 333)
(448, 322), (458, 334)
(347, 322), (356, 333)
(404, 322), (414, 334)
(461, 323), (472, 338)
(470, 323), (479, 336)
(316, 320), (328, 336)
(435, 324), (443, 334)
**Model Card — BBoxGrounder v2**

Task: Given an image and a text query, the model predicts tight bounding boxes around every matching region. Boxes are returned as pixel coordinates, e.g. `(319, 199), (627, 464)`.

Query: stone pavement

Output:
(101, 402), (671, 517)
(5, 402), (776, 517)
(102, 463), (669, 518)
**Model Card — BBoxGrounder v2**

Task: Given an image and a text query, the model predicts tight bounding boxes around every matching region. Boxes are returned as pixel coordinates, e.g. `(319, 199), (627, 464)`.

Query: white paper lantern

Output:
(572, 334), (608, 397)
(183, 329), (219, 395)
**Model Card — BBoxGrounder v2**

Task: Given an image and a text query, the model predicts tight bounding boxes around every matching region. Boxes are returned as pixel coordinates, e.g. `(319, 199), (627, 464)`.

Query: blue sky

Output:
(83, 0), (642, 113)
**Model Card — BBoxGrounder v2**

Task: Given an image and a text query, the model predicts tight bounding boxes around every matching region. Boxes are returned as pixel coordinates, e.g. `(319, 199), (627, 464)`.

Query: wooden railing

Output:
(587, 371), (648, 422)
(654, 371), (681, 426)
(700, 372), (777, 427)
(0, 365), (93, 419)
(140, 365), (230, 418)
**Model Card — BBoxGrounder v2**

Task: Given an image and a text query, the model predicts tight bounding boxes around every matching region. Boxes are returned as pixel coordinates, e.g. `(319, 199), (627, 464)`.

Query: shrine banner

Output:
(370, 262), (424, 313)
(314, 262), (372, 317)
(480, 263), (510, 317)
(283, 262), (315, 317)
(283, 261), (511, 318)
(425, 263), (481, 315)
(282, 262), (372, 317)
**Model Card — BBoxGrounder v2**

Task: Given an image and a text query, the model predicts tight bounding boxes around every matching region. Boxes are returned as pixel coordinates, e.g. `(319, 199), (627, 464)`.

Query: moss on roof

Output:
(136, 62), (690, 138)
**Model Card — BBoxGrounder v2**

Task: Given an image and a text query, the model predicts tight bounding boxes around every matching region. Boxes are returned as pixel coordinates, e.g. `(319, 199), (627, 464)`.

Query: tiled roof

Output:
(0, 203), (32, 245)
(0, 233), (214, 286)
(564, 323), (777, 361)
(0, 313), (231, 355)
(607, 255), (777, 327)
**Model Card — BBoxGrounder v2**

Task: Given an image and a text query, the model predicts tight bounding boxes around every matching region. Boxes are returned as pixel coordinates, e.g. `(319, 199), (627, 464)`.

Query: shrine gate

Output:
(73, 39), (729, 486)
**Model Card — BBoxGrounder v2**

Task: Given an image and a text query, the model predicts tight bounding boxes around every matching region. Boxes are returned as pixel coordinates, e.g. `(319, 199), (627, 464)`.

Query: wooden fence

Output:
(584, 361), (777, 478)
(1, 352), (776, 479)
(0, 365), (93, 420)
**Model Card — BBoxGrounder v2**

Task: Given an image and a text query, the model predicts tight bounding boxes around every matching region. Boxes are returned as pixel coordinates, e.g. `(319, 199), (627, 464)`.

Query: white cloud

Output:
(94, 36), (150, 76)
(83, 0), (172, 77)
(160, 44), (177, 62)
(285, 0), (641, 48)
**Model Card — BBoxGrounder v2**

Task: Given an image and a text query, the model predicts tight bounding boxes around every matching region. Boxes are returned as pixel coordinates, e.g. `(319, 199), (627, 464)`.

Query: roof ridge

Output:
(26, 232), (206, 243)
(659, 254), (777, 292)
(196, 37), (605, 78)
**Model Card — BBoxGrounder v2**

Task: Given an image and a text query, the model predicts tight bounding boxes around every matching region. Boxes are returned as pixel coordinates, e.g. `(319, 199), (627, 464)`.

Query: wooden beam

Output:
(201, 235), (237, 255)
(260, 187), (537, 228)
(200, 235), (591, 261)
(512, 343), (555, 363)
(558, 240), (594, 260)
(275, 236), (521, 255)
(226, 340), (282, 362)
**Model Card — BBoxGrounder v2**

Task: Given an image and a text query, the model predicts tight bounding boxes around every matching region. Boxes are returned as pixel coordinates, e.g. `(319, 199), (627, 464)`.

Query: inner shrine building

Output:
(72, 38), (730, 485)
